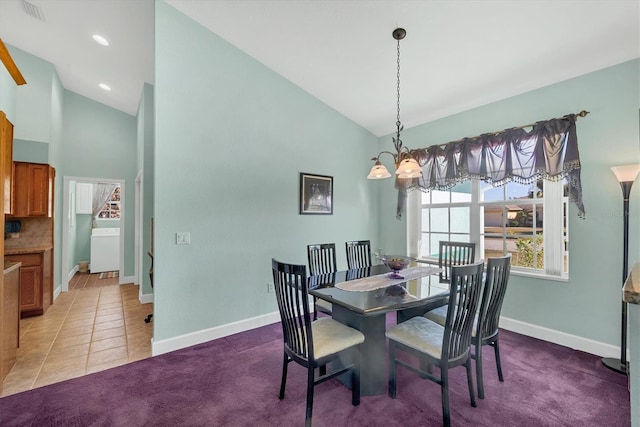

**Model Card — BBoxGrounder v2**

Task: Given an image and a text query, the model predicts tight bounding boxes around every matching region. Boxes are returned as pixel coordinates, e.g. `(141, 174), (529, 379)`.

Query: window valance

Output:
(395, 112), (586, 219)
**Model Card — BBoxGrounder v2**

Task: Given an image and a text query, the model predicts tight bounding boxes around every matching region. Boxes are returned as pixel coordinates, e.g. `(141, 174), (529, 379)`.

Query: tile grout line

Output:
(30, 288), (81, 390)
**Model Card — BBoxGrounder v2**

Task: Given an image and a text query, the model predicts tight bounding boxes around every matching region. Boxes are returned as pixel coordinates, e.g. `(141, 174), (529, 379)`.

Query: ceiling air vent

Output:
(22, 0), (45, 21)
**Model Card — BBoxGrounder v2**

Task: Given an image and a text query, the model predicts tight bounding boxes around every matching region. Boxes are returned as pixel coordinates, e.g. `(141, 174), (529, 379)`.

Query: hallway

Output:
(1, 273), (153, 397)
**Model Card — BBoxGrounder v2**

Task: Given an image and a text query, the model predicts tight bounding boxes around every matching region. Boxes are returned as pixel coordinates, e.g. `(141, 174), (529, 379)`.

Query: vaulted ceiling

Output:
(1, 0), (637, 136)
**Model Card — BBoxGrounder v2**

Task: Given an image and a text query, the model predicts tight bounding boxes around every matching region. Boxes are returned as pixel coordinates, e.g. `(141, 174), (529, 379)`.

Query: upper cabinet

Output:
(1, 111), (13, 215)
(10, 162), (55, 218)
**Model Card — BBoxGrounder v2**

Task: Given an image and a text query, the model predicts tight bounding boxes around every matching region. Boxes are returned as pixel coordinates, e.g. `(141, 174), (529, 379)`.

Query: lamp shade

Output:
(395, 158), (422, 176)
(611, 164), (640, 183)
(367, 163), (391, 179)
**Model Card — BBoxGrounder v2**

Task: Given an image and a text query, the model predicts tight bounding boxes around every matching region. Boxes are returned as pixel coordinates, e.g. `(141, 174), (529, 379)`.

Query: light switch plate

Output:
(176, 232), (190, 245)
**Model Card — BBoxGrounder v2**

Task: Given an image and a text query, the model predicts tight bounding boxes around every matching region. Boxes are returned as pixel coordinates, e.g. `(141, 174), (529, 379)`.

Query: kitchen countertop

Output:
(3, 261), (21, 274)
(623, 261), (640, 304)
(4, 245), (53, 255)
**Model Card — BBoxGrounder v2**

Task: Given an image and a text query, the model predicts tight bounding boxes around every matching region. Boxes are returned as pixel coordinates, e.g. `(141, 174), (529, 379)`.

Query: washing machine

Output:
(90, 228), (120, 273)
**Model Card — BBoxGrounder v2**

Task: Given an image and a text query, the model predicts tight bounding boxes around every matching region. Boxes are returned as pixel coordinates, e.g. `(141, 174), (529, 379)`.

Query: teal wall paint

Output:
(75, 214), (92, 265)
(0, 63), (17, 120)
(12, 139), (48, 163)
(379, 59), (640, 346)
(61, 90), (137, 277)
(137, 83), (154, 296)
(48, 63), (64, 291)
(155, 2), (378, 341)
(8, 46), (54, 143)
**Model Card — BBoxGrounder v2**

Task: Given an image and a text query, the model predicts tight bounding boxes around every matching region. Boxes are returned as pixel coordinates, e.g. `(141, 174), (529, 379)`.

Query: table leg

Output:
(331, 305), (387, 396)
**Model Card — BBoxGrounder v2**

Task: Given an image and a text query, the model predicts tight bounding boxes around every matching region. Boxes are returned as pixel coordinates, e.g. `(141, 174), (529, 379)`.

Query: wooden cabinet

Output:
(0, 111), (13, 215)
(4, 249), (52, 317)
(10, 162), (55, 218)
(1, 262), (20, 394)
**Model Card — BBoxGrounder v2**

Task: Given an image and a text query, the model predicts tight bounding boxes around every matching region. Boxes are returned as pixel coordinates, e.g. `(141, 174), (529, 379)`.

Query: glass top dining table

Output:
(308, 263), (451, 396)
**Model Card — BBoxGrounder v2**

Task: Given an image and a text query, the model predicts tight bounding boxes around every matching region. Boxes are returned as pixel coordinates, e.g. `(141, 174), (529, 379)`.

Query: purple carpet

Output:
(0, 316), (630, 427)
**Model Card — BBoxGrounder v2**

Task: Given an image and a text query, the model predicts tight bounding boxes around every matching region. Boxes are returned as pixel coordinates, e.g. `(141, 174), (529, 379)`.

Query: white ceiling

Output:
(1, 1), (638, 136)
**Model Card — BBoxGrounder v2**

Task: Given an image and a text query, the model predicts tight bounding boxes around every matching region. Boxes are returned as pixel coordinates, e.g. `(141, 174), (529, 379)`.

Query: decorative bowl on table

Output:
(379, 255), (415, 279)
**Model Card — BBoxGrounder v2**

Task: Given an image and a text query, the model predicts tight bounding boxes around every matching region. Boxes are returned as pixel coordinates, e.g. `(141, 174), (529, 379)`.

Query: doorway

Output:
(61, 176), (126, 292)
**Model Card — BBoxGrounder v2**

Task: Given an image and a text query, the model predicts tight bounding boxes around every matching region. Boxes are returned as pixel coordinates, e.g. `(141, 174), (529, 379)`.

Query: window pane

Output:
(483, 235), (505, 259)
(430, 234), (448, 257)
(450, 207), (470, 233)
(450, 181), (472, 203)
(430, 190), (450, 205)
(430, 208), (449, 233)
(481, 182), (505, 202)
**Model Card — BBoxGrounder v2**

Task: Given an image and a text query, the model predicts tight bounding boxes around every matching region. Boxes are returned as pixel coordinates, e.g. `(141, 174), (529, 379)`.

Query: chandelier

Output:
(367, 28), (422, 180)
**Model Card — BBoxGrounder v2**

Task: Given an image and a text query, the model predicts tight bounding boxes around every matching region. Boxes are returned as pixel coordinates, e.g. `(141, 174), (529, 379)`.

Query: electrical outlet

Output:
(267, 282), (274, 293)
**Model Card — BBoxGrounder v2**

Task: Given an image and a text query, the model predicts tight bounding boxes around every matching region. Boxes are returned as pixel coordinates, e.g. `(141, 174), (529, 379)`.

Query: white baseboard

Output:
(151, 311), (281, 356)
(53, 285), (62, 300)
(120, 275), (136, 285)
(499, 316), (621, 359)
(68, 265), (79, 282)
(140, 292), (154, 304)
(149, 312), (621, 360)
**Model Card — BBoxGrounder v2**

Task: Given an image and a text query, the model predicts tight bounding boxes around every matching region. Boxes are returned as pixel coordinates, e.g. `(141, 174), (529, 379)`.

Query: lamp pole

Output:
(603, 164), (640, 374)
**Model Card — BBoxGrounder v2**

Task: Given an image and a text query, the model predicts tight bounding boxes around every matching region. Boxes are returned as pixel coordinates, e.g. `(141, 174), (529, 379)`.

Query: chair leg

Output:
(475, 343), (485, 399)
(494, 337), (504, 382)
(388, 343), (397, 399)
(466, 358), (477, 407)
(279, 353), (289, 399)
(352, 352), (361, 406)
(441, 366), (451, 427)
(313, 297), (318, 321)
(305, 366), (314, 427)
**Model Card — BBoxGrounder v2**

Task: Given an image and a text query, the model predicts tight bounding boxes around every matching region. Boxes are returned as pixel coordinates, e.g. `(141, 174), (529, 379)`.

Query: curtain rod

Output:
(423, 110), (590, 148)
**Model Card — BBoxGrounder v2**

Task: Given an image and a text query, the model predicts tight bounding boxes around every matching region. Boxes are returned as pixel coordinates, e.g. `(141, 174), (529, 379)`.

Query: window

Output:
(409, 178), (568, 279)
(97, 185), (121, 219)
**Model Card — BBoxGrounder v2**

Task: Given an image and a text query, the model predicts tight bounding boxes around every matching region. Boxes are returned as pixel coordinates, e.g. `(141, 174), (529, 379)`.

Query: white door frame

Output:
(61, 176), (126, 292)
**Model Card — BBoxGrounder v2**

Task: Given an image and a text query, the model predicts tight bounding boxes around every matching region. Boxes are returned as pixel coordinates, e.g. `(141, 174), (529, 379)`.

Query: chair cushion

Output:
(424, 306), (479, 338)
(311, 318), (364, 360)
(424, 305), (447, 325)
(386, 316), (444, 359)
(315, 298), (332, 314)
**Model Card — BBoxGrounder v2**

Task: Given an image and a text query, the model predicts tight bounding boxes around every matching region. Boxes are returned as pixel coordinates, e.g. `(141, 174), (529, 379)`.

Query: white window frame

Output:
(407, 179), (568, 281)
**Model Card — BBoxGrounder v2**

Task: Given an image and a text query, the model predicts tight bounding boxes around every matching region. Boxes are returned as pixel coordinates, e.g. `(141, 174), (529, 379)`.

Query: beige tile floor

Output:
(1, 272), (153, 397)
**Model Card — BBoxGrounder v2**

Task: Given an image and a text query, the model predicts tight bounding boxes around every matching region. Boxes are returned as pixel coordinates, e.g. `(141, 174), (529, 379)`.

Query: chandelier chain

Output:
(396, 37), (401, 130)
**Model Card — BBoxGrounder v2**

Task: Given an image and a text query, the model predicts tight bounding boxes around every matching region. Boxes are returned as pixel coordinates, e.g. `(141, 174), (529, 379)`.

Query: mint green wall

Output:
(0, 63), (17, 120)
(75, 214), (92, 265)
(137, 83), (154, 296)
(8, 46), (54, 143)
(49, 64), (64, 291)
(12, 140), (48, 163)
(379, 59), (640, 347)
(61, 91), (137, 278)
(154, 2), (379, 341)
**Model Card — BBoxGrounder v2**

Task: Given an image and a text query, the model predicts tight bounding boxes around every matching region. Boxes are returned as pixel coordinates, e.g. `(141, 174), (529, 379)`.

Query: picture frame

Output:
(299, 173), (333, 215)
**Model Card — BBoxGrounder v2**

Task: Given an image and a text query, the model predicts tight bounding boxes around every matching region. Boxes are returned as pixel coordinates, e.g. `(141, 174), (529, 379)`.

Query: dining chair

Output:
(439, 241), (476, 282)
(271, 259), (365, 427)
(345, 240), (372, 269)
(425, 254), (511, 399)
(386, 261), (485, 427)
(307, 243), (337, 319)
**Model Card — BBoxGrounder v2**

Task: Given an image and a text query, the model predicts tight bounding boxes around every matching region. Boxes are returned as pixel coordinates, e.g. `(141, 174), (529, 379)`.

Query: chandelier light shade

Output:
(367, 28), (422, 181)
(367, 161), (392, 179)
(602, 163), (640, 375)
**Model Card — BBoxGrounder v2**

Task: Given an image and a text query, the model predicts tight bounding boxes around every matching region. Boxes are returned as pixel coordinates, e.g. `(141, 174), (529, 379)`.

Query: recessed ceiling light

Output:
(99, 83), (111, 91)
(92, 34), (109, 46)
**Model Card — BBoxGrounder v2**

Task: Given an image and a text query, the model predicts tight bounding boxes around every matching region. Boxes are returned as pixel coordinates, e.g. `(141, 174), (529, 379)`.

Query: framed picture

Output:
(299, 173), (333, 215)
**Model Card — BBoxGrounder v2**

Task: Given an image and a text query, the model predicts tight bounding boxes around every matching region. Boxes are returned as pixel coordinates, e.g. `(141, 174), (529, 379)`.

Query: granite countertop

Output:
(4, 245), (53, 255)
(3, 261), (21, 274)
(623, 262), (640, 304)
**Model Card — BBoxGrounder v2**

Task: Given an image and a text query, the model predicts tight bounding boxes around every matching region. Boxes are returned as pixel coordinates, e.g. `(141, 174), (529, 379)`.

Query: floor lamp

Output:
(602, 164), (640, 374)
